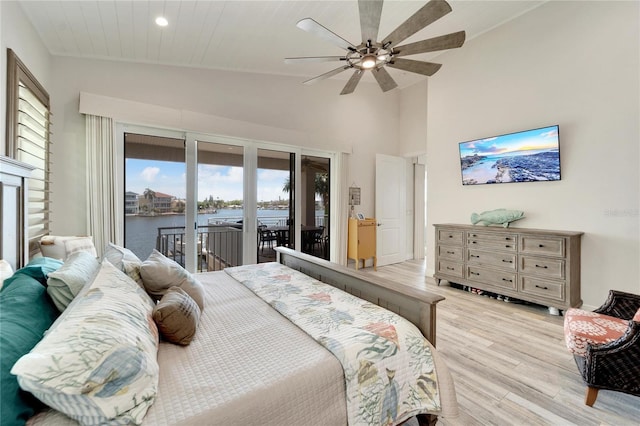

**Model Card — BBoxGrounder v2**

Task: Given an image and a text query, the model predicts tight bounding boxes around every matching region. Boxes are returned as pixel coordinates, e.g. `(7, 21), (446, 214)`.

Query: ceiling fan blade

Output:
(358, 0), (384, 43)
(340, 70), (364, 95)
(387, 58), (442, 76)
(381, 0), (452, 49)
(296, 18), (357, 52)
(303, 65), (351, 85)
(371, 67), (398, 92)
(285, 56), (346, 64)
(394, 30), (465, 57)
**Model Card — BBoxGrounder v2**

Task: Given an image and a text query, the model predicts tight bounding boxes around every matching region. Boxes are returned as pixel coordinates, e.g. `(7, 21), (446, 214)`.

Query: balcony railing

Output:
(156, 223), (242, 272)
(156, 215), (327, 272)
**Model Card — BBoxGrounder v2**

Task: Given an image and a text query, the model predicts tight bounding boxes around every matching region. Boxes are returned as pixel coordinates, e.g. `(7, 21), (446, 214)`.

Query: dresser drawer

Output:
(520, 256), (565, 279)
(467, 235), (517, 251)
(467, 249), (517, 271)
(438, 229), (464, 246)
(467, 266), (517, 290)
(520, 276), (565, 302)
(437, 260), (464, 278)
(520, 236), (565, 257)
(467, 231), (518, 244)
(438, 245), (463, 261)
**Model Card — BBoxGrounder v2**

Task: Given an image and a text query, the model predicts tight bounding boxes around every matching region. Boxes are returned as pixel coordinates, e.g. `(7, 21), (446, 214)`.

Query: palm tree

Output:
(143, 188), (156, 214)
(282, 173), (329, 210)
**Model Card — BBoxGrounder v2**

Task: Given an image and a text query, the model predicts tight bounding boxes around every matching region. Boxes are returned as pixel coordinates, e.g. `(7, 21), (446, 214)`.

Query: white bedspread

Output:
(27, 269), (457, 426)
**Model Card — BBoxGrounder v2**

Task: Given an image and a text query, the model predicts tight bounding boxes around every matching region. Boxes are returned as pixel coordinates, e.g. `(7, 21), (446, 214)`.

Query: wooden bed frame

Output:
(276, 247), (445, 347)
(276, 247), (445, 426)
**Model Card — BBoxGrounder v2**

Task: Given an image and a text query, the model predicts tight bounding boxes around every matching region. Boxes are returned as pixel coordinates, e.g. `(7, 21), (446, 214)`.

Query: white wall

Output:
(49, 57), (405, 236)
(426, 1), (640, 308)
(0, 1), (51, 157)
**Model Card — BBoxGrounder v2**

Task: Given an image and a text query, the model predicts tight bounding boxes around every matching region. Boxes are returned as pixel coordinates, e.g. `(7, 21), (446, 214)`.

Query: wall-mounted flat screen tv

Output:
(459, 124), (561, 185)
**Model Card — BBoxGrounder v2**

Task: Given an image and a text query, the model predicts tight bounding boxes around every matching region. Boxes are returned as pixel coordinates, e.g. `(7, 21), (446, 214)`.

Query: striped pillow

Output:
(11, 260), (159, 425)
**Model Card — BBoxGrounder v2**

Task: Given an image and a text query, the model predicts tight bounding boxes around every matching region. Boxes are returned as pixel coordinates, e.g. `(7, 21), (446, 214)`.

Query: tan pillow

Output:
(139, 250), (205, 310)
(152, 287), (200, 345)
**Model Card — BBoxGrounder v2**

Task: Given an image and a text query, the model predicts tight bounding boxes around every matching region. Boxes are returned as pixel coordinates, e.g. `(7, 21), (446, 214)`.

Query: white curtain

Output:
(332, 152), (350, 265)
(86, 114), (120, 257)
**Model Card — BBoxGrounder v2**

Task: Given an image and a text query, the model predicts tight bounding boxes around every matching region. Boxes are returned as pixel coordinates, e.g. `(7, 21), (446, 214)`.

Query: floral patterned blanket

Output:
(225, 262), (440, 426)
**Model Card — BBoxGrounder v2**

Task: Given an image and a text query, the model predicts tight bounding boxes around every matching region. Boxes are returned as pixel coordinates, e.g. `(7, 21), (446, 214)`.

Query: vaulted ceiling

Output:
(19, 0), (546, 89)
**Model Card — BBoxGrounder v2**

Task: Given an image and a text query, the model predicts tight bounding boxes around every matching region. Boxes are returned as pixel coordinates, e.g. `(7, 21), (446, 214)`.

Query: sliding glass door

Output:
(124, 133), (186, 262)
(121, 126), (335, 270)
(196, 141), (244, 271)
(300, 154), (330, 260)
(256, 149), (294, 263)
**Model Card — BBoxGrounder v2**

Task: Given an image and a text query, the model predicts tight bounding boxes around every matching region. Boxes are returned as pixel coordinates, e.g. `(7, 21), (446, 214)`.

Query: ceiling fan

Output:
(285, 0), (465, 95)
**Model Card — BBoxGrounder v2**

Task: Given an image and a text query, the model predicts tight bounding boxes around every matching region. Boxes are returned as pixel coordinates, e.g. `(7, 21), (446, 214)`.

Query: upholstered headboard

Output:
(0, 156), (35, 271)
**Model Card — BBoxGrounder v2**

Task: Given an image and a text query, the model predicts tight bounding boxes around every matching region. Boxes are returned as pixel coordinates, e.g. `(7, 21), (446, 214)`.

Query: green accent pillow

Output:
(0, 272), (60, 426)
(3, 257), (64, 287)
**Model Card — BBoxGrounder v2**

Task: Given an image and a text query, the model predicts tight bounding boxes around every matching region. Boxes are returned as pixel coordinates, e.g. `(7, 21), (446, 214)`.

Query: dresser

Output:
(348, 217), (377, 270)
(434, 224), (583, 310)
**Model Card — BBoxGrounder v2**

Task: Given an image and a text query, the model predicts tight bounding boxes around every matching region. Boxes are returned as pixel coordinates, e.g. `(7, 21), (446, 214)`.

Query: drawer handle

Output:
(505, 237), (512, 241)
(502, 278), (513, 283)
(535, 264), (548, 269)
(471, 241), (477, 244)
(448, 235), (454, 238)
(471, 234), (477, 237)
(502, 259), (513, 263)
(446, 267), (455, 271)
(470, 254), (480, 258)
(505, 244), (512, 248)
(538, 244), (545, 248)
(470, 271), (480, 276)
(535, 284), (549, 290)
(446, 251), (455, 254)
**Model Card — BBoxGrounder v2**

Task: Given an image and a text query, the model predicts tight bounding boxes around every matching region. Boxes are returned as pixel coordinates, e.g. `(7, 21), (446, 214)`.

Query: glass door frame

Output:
(117, 124), (337, 273)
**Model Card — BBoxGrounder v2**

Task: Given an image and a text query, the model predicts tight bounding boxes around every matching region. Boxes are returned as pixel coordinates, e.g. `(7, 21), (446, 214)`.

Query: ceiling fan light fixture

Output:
(361, 55), (376, 69)
(155, 16), (168, 27)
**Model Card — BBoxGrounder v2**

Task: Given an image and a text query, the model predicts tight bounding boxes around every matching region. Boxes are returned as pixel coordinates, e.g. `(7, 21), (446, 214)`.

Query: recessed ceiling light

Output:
(155, 16), (168, 27)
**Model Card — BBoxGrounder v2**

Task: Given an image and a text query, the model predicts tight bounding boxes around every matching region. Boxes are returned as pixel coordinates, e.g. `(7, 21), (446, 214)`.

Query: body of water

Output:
(125, 208), (323, 261)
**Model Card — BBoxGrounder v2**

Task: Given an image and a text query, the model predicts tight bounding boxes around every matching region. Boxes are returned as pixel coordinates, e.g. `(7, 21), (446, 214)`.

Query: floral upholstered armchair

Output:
(564, 290), (640, 406)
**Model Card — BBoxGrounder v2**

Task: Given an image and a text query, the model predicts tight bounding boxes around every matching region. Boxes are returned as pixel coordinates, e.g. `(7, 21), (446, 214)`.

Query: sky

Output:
(126, 159), (290, 202)
(459, 125), (559, 158)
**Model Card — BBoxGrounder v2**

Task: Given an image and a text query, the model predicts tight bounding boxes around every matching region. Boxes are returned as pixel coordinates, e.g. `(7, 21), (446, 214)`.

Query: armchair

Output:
(564, 290), (640, 406)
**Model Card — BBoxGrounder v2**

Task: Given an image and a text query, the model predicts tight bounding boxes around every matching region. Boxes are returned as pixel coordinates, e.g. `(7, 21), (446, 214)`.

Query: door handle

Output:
(377, 223), (382, 226)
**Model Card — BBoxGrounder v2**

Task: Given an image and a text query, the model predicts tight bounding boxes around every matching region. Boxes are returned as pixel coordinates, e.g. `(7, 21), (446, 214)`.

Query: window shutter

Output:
(6, 49), (52, 255)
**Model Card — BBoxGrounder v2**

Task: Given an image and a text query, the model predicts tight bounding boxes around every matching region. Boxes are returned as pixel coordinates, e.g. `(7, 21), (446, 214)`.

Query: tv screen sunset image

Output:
(459, 125), (561, 185)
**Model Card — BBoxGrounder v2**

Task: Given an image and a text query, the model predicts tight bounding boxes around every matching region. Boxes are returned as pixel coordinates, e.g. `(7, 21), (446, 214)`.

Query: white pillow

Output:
(46, 251), (101, 312)
(104, 243), (143, 287)
(139, 249), (205, 311)
(12, 259), (159, 425)
(40, 236), (97, 261)
(0, 259), (14, 291)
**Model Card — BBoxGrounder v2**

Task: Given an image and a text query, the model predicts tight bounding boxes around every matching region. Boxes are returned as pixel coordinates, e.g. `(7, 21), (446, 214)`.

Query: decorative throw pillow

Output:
(153, 287), (201, 345)
(0, 259), (14, 291)
(40, 236), (97, 261)
(104, 243), (144, 287)
(7, 257), (64, 287)
(47, 251), (101, 312)
(1, 270), (60, 426)
(11, 260), (159, 425)
(140, 249), (205, 311)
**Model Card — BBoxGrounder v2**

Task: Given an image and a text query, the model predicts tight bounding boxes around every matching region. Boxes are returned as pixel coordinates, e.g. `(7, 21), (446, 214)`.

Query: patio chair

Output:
(258, 225), (277, 252)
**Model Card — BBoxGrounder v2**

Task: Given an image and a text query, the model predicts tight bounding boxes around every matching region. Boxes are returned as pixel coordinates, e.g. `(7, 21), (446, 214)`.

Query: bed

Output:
(8, 247), (457, 426)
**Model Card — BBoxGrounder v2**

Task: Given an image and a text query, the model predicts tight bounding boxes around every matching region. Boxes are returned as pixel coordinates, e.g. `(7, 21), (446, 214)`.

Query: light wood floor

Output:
(359, 259), (640, 426)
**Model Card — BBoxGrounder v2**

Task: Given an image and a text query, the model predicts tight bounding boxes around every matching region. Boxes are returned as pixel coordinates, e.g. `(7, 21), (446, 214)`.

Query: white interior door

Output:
(375, 154), (406, 266)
